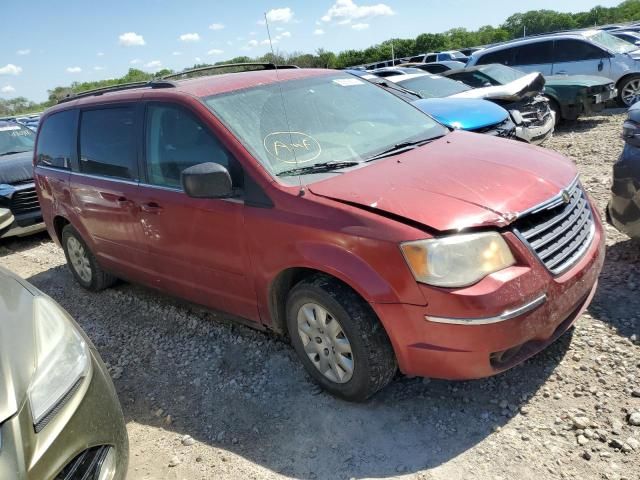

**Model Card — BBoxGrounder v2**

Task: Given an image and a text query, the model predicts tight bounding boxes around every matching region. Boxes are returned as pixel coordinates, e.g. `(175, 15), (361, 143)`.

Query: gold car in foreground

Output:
(0, 266), (128, 479)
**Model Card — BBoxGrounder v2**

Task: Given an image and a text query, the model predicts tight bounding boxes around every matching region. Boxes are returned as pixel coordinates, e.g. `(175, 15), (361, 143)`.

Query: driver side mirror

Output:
(181, 162), (232, 199)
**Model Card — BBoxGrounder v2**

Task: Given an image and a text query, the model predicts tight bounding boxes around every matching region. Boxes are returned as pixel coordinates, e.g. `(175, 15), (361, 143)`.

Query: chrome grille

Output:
(513, 180), (595, 275)
(520, 99), (552, 127)
(9, 185), (40, 216)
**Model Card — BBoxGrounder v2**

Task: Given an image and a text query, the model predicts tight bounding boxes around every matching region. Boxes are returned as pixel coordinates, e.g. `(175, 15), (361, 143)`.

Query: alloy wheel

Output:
(67, 236), (92, 284)
(297, 302), (354, 383)
(622, 79), (640, 106)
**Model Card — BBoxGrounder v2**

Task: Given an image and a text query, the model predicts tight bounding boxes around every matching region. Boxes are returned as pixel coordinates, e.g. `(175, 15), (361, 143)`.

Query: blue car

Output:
(345, 69), (515, 138)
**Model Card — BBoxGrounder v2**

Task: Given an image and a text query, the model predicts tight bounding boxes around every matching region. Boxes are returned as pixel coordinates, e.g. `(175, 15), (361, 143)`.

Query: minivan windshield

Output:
(0, 122), (35, 157)
(587, 30), (638, 54)
(393, 74), (471, 98)
(205, 73), (447, 178)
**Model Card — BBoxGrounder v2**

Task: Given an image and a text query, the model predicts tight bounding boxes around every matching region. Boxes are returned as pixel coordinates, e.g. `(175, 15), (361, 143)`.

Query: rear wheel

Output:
(618, 75), (640, 107)
(286, 274), (397, 401)
(62, 225), (117, 291)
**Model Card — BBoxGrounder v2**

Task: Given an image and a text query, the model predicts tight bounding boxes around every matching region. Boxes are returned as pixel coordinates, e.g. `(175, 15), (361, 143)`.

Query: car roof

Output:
(386, 73), (432, 83)
(471, 29), (602, 57)
(46, 68), (336, 113)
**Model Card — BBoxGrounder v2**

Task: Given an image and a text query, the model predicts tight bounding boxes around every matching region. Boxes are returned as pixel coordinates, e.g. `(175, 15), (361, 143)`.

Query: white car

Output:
(467, 29), (640, 106)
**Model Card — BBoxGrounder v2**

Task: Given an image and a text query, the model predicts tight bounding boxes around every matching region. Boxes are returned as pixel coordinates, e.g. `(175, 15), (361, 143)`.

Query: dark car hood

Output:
(0, 268), (37, 423)
(451, 72), (545, 102)
(308, 130), (576, 231)
(0, 150), (34, 184)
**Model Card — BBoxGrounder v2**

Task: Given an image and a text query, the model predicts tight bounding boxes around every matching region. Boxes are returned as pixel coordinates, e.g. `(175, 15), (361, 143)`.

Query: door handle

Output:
(598, 60), (604, 72)
(116, 197), (135, 208)
(140, 202), (163, 214)
(555, 70), (568, 75)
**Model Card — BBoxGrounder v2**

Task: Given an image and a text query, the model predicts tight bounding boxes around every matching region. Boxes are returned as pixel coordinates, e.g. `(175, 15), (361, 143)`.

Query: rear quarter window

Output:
(79, 106), (138, 180)
(476, 48), (514, 66)
(36, 110), (77, 169)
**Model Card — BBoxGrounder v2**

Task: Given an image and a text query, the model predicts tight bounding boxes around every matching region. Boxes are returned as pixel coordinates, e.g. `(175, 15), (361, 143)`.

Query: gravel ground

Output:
(1, 111), (639, 480)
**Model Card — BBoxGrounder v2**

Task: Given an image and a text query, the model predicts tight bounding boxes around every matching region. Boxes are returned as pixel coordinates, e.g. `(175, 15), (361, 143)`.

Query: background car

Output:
(467, 29), (640, 106)
(609, 29), (640, 46)
(387, 72), (554, 144)
(443, 63), (616, 124)
(398, 61), (467, 74)
(408, 50), (469, 63)
(0, 120), (45, 238)
(608, 102), (640, 239)
(0, 266), (128, 479)
(370, 66), (425, 77)
(345, 69), (515, 138)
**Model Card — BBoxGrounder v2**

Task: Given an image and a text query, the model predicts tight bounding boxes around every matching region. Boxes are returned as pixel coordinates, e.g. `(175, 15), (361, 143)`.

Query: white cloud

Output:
(195, 57), (202, 63)
(0, 85), (15, 94)
(313, 28), (325, 35)
(0, 64), (22, 75)
(179, 33), (200, 42)
(130, 58), (141, 65)
(248, 39), (258, 47)
(321, 0), (394, 23)
(93, 66), (105, 71)
(249, 31), (257, 36)
(208, 49), (224, 55)
(276, 26), (284, 32)
(119, 32), (146, 46)
(280, 31), (291, 38)
(66, 66), (82, 73)
(352, 23), (369, 30)
(260, 38), (279, 46)
(144, 60), (162, 71)
(97, 52), (105, 56)
(266, 7), (294, 23)
(16, 49), (30, 56)
(209, 23), (225, 30)
(226, 40), (233, 46)
(172, 51), (182, 56)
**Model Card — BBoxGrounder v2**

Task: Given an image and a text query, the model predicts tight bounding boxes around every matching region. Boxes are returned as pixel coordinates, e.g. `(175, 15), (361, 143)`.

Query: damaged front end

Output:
(508, 95), (555, 145)
(0, 182), (44, 238)
(608, 109), (640, 240)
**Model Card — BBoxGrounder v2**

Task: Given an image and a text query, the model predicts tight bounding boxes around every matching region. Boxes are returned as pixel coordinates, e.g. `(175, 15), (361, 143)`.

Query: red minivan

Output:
(34, 66), (605, 401)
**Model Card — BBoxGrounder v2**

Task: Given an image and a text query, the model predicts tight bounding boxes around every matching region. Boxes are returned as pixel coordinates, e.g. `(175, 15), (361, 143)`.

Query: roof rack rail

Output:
(162, 62), (299, 80)
(57, 79), (176, 104)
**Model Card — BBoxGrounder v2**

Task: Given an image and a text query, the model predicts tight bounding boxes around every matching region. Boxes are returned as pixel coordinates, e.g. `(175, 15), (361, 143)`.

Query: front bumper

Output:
(608, 143), (640, 239)
(515, 112), (555, 145)
(372, 214), (605, 380)
(0, 349), (128, 480)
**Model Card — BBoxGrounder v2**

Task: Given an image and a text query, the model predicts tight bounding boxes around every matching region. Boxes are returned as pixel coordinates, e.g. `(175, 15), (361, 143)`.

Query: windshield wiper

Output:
(365, 136), (443, 162)
(276, 161), (362, 177)
(0, 150), (30, 156)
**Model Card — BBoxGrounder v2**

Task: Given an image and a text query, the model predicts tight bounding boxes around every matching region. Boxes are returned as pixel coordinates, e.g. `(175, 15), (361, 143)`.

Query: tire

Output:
(286, 274), (397, 401)
(547, 97), (561, 127)
(61, 225), (117, 291)
(617, 74), (640, 107)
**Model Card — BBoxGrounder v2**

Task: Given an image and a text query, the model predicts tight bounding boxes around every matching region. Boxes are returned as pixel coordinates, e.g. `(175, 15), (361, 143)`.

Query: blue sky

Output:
(1, 0), (623, 102)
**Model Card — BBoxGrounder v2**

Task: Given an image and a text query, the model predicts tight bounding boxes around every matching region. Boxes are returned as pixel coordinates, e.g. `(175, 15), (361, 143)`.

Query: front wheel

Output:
(618, 75), (640, 107)
(286, 275), (397, 401)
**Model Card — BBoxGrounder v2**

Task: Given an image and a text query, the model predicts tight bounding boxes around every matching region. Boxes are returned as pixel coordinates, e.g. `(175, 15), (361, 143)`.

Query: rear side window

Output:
(79, 107), (137, 180)
(145, 104), (241, 189)
(420, 64), (448, 73)
(425, 54), (437, 62)
(476, 48), (514, 66)
(512, 41), (554, 65)
(36, 110), (76, 169)
(553, 39), (606, 62)
(409, 55), (425, 63)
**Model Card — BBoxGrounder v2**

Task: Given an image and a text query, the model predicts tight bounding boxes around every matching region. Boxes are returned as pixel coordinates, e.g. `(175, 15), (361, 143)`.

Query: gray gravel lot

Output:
(1, 111), (639, 480)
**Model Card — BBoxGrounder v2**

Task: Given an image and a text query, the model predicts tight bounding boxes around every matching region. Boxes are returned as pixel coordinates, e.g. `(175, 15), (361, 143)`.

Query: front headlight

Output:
(400, 232), (516, 288)
(28, 296), (91, 427)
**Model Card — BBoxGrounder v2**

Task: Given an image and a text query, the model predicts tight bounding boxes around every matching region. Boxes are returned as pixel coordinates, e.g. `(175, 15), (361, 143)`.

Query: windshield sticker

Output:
(263, 132), (322, 164)
(333, 78), (364, 87)
(0, 126), (21, 132)
(10, 129), (30, 137)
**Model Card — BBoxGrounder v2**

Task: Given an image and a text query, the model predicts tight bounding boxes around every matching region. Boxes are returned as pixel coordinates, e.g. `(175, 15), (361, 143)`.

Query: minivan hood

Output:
(411, 98), (509, 131)
(0, 150), (34, 185)
(308, 130), (576, 231)
(451, 72), (545, 102)
(0, 268), (36, 423)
